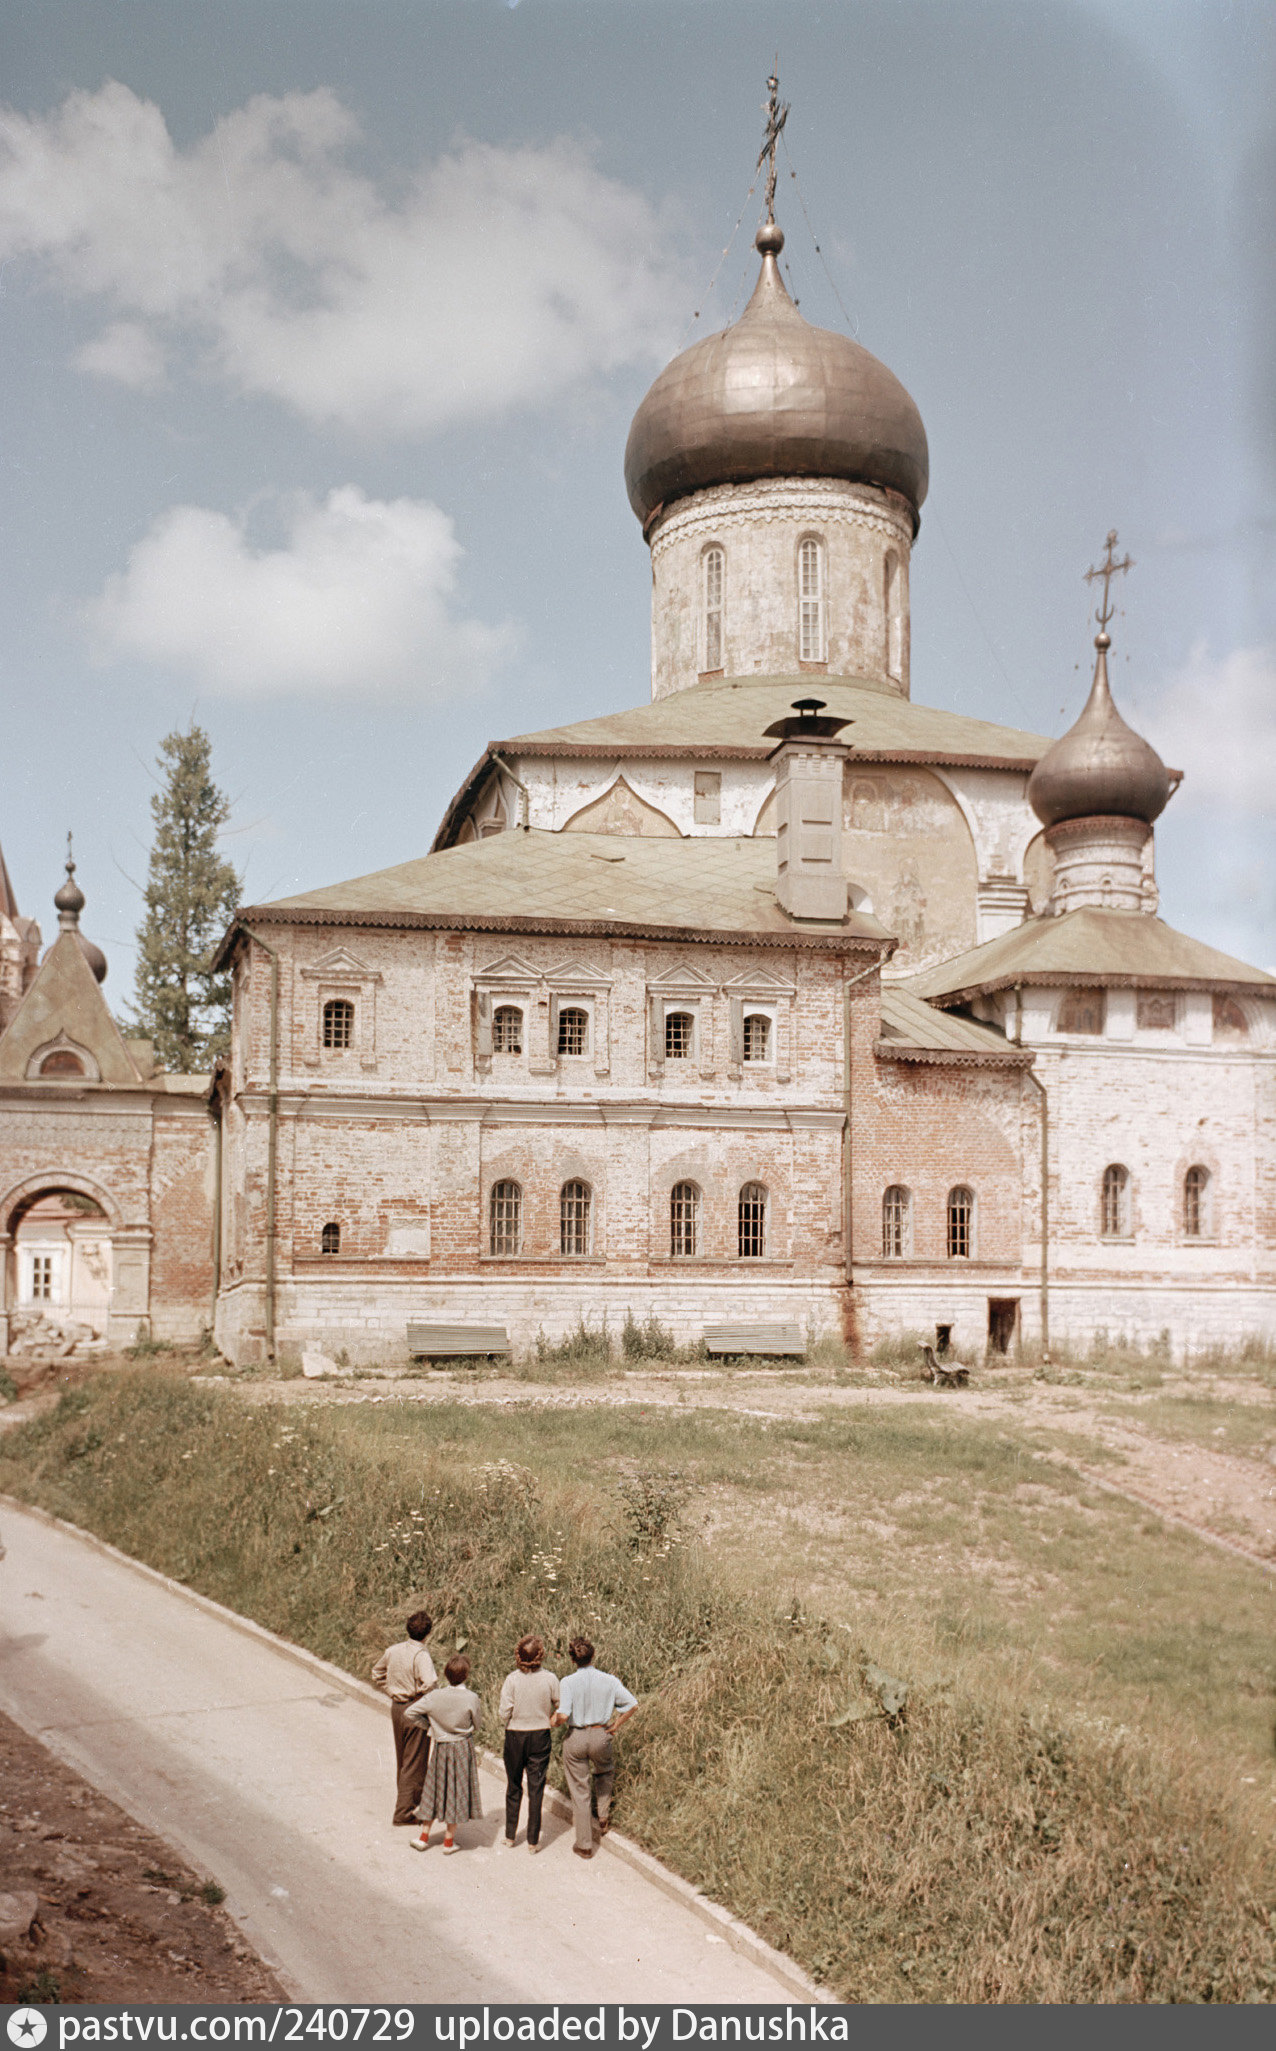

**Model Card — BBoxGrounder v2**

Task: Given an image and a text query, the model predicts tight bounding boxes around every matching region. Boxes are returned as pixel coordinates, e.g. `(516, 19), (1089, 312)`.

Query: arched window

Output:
(39, 1050), (85, 1076)
(1100, 1164), (1130, 1238)
(1183, 1165), (1209, 1238)
(557, 1006), (588, 1057)
(560, 1180), (592, 1256)
(883, 550), (903, 680)
(742, 1013), (771, 1063)
(946, 1187), (974, 1259)
(798, 537), (825, 662)
(323, 998), (355, 1050)
(493, 1005), (523, 1054)
(489, 1180), (522, 1256)
(703, 545), (724, 671)
(664, 1010), (694, 1061)
(321, 1221), (341, 1255)
(882, 1186), (911, 1259)
(670, 1182), (700, 1258)
(738, 1182), (768, 1258)
(1056, 989), (1105, 1036)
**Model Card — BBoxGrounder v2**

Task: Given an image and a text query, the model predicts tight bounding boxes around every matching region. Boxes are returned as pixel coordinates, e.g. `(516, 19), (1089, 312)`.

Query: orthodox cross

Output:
(1084, 528), (1134, 631)
(757, 68), (789, 222)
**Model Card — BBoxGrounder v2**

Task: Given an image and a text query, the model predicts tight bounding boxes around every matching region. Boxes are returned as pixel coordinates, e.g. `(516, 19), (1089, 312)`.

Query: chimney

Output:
(764, 699), (852, 922)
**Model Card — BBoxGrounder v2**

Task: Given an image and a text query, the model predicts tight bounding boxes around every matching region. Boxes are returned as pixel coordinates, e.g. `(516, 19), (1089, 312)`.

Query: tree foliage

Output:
(132, 726), (241, 1072)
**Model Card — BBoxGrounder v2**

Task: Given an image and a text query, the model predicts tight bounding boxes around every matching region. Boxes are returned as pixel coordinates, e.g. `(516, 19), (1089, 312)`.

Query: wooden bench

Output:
(920, 1342), (969, 1388)
(703, 1322), (805, 1359)
(407, 1323), (511, 1361)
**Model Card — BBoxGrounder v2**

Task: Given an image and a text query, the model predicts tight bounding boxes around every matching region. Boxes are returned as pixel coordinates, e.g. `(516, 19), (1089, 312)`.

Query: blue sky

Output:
(2, 0), (1273, 997)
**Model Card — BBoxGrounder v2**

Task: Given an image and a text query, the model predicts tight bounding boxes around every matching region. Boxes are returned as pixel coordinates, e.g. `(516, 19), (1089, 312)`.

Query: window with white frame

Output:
(560, 1180), (592, 1256)
(30, 1253), (55, 1300)
(1183, 1165), (1209, 1238)
(703, 545), (724, 671)
(742, 1011), (772, 1063)
(670, 1182), (700, 1258)
(557, 1005), (589, 1057)
(738, 1182), (768, 1258)
(798, 537), (825, 662)
(882, 1186), (911, 1259)
(664, 1009), (694, 1061)
(947, 1186), (974, 1259)
(493, 1004), (523, 1054)
(1100, 1164), (1130, 1238)
(490, 1180), (523, 1256)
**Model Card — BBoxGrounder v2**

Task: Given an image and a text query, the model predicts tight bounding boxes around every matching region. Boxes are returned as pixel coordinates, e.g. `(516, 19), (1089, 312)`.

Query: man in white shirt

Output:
(371, 1609), (437, 1824)
(552, 1636), (638, 1858)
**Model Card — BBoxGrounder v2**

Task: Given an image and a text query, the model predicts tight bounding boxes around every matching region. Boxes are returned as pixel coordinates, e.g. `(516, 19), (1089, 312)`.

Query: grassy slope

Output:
(2, 1369), (1273, 2004)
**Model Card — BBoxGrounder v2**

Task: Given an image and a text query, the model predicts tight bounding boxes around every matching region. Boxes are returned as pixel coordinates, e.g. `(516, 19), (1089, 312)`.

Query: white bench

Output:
(407, 1323), (511, 1360)
(703, 1322), (805, 1359)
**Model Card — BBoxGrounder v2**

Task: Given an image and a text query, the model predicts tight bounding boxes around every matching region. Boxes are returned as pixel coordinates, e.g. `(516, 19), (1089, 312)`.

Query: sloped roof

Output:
(0, 932), (145, 1084)
(0, 839), (17, 921)
(877, 984), (1034, 1065)
(433, 675), (1052, 849)
(905, 909), (1276, 1007)
(224, 830), (892, 960)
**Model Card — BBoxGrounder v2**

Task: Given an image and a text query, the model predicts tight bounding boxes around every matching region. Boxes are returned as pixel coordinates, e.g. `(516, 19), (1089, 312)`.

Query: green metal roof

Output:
(905, 909), (1276, 1005)
(229, 830), (891, 956)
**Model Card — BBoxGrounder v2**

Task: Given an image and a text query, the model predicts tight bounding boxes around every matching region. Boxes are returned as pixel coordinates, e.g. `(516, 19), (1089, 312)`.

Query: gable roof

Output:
(432, 674), (1054, 849)
(905, 909), (1276, 1008)
(221, 829), (892, 962)
(0, 932), (145, 1084)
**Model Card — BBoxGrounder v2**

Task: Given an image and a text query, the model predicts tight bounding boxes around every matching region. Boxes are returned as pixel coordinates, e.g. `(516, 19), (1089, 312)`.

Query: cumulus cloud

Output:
(1145, 641), (1276, 812)
(0, 82), (681, 432)
(88, 487), (516, 699)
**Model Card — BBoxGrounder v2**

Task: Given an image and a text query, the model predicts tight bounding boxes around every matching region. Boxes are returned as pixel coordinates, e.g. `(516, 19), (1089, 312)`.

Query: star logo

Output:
(8, 2014), (49, 2047)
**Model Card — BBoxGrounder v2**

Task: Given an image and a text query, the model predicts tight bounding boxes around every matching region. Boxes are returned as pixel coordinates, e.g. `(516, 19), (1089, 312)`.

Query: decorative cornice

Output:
(650, 476), (913, 560)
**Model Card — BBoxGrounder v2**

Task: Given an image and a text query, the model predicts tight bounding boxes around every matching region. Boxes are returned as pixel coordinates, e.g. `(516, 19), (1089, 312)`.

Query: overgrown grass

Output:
(2, 1370), (1274, 2003)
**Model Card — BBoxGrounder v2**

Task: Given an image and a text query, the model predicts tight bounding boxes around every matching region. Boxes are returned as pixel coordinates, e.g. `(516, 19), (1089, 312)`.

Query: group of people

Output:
(371, 1612), (638, 1859)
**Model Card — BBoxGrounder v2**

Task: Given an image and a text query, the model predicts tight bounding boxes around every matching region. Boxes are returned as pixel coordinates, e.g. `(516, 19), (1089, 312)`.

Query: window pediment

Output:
(299, 947), (382, 984)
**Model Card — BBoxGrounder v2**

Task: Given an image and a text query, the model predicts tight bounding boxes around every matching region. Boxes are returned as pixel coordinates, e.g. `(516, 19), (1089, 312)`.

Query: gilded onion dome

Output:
(624, 221), (929, 529)
(1028, 631), (1171, 829)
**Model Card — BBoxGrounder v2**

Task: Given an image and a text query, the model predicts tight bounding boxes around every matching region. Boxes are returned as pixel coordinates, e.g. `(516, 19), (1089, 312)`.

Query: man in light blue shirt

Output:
(552, 1636), (638, 1858)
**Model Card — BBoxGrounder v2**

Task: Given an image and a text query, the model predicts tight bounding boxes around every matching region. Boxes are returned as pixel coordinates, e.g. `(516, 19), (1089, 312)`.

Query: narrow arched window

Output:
(1100, 1164), (1130, 1238)
(947, 1187), (974, 1259)
(884, 551), (903, 680)
(1183, 1165), (1209, 1238)
(490, 1180), (522, 1256)
(560, 1180), (592, 1256)
(703, 545), (724, 671)
(670, 1182), (700, 1258)
(882, 1186), (911, 1259)
(742, 1013), (771, 1063)
(323, 998), (354, 1050)
(493, 1005), (523, 1054)
(665, 1010), (694, 1061)
(557, 1006), (588, 1056)
(739, 1182), (767, 1258)
(321, 1221), (341, 1255)
(798, 537), (825, 662)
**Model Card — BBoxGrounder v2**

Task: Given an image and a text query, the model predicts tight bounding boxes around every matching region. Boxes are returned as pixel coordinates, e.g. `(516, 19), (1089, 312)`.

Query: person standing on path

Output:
(552, 1637), (637, 1860)
(407, 1655), (483, 1854)
(370, 1610), (437, 1826)
(499, 1635), (559, 1852)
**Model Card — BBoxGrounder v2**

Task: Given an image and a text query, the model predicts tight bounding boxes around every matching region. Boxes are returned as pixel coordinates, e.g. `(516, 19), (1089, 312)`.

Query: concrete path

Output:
(0, 1503), (807, 2004)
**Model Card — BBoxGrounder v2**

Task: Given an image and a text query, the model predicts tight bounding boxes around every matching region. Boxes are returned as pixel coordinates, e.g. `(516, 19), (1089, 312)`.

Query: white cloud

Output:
(0, 82), (681, 432)
(1146, 641), (1276, 812)
(73, 319), (167, 387)
(88, 486), (516, 699)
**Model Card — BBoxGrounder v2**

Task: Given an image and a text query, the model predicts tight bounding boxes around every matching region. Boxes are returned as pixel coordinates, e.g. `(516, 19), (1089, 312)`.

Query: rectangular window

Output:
(693, 771), (721, 825)
(31, 1254), (54, 1300)
(664, 1010), (694, 1060)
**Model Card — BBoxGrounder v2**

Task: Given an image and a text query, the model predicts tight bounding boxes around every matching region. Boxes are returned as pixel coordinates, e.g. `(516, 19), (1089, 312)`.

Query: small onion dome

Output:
(624, 222), (929, 529)
(52, 848), (108, 983)
(1028, 634), (1171, 829)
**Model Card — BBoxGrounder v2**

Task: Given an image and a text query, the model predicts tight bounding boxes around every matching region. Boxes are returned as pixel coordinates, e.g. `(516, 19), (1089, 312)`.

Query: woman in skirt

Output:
(407, 1654), (483, 1853)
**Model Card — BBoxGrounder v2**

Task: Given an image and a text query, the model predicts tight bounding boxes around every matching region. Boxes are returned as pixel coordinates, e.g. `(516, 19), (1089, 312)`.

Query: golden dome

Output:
(624, 225), (929, 529)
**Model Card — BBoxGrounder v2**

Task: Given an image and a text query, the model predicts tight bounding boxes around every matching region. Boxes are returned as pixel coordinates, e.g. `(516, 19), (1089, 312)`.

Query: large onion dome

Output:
(624, 222), (929, 529)
(1028, 633), (1171, 829)
(52, 843), (107, 983)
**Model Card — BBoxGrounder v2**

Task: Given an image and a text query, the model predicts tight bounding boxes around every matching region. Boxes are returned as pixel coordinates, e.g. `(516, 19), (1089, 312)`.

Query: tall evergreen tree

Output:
(133, 725), (241, 1072)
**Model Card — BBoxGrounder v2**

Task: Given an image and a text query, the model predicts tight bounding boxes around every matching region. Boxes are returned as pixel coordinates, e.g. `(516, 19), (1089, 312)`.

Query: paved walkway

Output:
(0, 1503), (805, 2004)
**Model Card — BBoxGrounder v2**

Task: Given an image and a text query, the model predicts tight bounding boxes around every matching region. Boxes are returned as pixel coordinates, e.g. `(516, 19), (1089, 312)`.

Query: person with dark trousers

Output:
(552, 1636), (637, 1859)
(371, 1609), (437, 1825)
(498, 1635), (559, 1852)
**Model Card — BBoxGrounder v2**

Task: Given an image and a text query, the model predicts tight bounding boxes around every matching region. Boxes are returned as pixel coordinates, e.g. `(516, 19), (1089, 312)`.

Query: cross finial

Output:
(65, 829), (75, 875)
(1084, 528), (1134, 634)
(757, 64), (789, 223)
